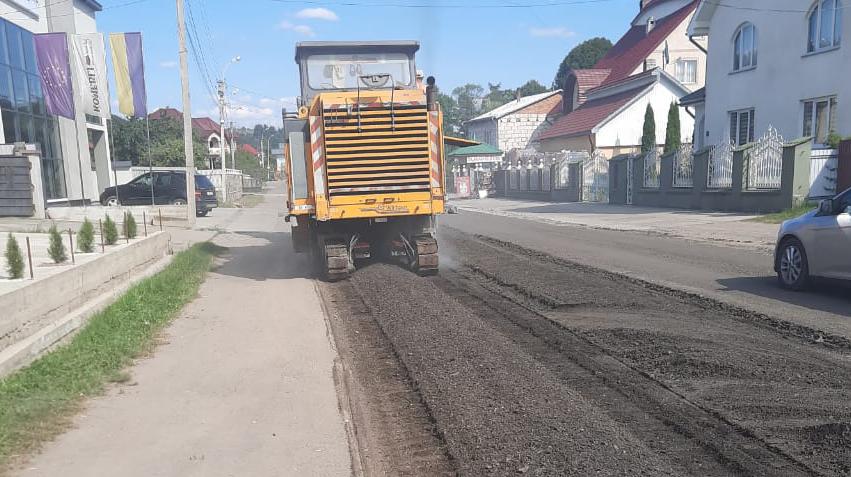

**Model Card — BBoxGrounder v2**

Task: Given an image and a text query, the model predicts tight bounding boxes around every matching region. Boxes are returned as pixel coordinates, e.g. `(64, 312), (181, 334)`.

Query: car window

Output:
(132, 174), (152, 187)
(195, 175), (215, 188)
(155, 173), (172, 187)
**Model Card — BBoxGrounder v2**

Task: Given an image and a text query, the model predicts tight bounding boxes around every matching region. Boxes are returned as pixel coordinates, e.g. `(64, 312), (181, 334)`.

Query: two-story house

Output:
(688, 0), (848, 149)
(537, 0), (705, 156)
(464, 90), (563, 154)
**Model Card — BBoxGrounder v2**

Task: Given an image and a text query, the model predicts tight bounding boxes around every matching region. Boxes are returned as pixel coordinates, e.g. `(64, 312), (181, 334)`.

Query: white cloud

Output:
(160, 60), (178, 68)
(295, 7), (339, 21)
(278, 20), (315, 37)
(529, 27), (576, 39)
(226, 96), (299, 126)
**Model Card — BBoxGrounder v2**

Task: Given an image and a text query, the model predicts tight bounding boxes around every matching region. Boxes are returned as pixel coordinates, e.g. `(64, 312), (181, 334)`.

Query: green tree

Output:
(123, 213), (137, 239)
(103, 215), (119, 245)
(641, 104), (657, 154)
(47, 225), (67, 264)
(484, 82), (514, 111)
(234, 149), (270, 180)
(516, 79), (549, 97)
(78, 218), (95, 253)
(664, 102), (682, 154)
(553, 37), (613, 89)
(5, 233), (24, 279)
(113, 116), (209, 168)
(437, 91), (463, 135)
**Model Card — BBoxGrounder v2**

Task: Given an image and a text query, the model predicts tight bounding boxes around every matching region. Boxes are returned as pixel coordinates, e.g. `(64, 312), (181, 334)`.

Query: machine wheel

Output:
(320, 240), (351, 281)
(412, 235), (439, 275)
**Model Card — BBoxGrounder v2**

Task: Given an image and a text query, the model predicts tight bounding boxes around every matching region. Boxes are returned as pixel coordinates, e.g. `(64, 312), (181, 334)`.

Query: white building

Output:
(0, 0), (111, 207)
(538, 0), (704, 156)
(688, 0), (848, 148)
(464, 90), (563, 155)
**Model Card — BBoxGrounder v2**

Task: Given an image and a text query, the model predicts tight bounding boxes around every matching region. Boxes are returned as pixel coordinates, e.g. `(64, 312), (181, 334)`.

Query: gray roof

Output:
(295, 41), (419, 61)
(679, 87), (705, 106)
(465, 90), (561, 124)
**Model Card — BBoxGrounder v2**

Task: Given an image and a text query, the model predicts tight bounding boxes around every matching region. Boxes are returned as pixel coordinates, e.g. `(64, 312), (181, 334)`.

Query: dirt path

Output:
(16, 187), (352, 477)
(320, 227), (851, 476)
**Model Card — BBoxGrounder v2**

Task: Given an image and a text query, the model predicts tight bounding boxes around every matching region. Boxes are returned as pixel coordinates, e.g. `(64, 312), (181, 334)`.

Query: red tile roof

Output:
(572, 69), (611, 106)
(538, 85), (648, 140)
(240, 144), (259, 156)
(149, 108), (228, 139)
(191, 117), (221, 136)
(594, 0), (697, 85)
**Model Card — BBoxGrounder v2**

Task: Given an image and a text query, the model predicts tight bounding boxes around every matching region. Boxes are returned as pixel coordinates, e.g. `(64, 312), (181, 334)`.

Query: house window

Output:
(803, 96), (838, 144)
(807, 0), (842, 53)
(733, 23), (758, 71)
(675, 59), (698, 84)
(729, 109), (755, 146)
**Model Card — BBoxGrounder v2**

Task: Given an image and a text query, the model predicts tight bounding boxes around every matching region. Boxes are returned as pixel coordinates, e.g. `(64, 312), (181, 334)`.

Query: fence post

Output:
(143, 211), (148, 237)
(99, 219), (105, 253)
(158, 209), (163, 232)
(25, 236), (33, 279)
(68, 229), (75, 264)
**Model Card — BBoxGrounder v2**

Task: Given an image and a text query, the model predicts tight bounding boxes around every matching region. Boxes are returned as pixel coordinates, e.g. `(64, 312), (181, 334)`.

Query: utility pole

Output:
(176, 0), (196, 225)
(217, 80), (227, 203)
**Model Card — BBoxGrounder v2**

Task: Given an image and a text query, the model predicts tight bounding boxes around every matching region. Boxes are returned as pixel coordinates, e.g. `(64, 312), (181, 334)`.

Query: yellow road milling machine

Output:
(283, 41), (445, 280)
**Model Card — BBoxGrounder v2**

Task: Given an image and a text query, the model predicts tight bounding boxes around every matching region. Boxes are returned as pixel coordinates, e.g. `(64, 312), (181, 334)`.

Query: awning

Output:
(446, 143), (503, 157)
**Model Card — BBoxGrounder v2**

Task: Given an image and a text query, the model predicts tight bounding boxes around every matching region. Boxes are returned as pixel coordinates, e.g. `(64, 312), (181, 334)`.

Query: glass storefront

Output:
(0, 18), (66, 200)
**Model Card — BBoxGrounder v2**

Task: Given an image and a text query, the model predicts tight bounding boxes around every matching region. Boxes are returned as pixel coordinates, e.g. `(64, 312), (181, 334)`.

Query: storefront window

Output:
(0, 18), (66, 199)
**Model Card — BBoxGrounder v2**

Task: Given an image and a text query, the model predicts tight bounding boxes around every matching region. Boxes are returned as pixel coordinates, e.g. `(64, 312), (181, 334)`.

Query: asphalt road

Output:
(441, 210), (851, 341)
(17, 186), (352, 477)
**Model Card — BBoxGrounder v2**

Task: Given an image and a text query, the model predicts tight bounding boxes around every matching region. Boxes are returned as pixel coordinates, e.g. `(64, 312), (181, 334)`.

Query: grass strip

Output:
(749, 203), (816, 224)
(0, 242), (225, 471)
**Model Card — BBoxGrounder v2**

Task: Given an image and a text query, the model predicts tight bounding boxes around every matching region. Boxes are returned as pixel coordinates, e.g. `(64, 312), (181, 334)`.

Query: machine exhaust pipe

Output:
(426, 76), (437, 111)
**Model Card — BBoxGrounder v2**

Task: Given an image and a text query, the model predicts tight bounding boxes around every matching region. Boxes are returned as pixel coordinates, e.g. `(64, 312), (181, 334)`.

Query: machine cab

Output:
(294, 41), (420, 105)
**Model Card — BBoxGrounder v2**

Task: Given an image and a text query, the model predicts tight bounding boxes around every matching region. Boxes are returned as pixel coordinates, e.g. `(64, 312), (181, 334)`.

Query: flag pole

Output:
(145, 116), (154, 204)
(107, 118), (120, 205)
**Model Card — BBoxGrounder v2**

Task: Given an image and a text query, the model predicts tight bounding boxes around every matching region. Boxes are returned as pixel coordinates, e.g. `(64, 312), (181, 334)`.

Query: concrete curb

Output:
(0, 232), (171, 378)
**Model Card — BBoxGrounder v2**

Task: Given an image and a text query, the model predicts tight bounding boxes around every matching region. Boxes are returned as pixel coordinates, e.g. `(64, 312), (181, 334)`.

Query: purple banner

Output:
(124, 33), (148, 118)
(34, 33), (75, 120)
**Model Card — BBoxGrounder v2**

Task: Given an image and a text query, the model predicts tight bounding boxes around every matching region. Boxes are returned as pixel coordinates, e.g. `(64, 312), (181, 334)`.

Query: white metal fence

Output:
(643, 150), (660, 188)
(582, 149), (609, 202)
(746, 126), (784, 190)
(672, 143), (694, 188)
(809, 148), (839, 198)
(707, 141), (734, 189)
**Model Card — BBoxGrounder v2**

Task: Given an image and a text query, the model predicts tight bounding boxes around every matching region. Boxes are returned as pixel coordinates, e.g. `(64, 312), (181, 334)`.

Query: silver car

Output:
(775, 187), (851, 289)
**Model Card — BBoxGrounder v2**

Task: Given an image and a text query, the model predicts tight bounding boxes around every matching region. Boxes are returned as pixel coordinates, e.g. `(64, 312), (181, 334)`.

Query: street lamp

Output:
(218, 56), (240, 203)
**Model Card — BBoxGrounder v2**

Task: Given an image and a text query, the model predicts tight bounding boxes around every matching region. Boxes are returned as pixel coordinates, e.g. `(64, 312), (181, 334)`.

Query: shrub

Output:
(641, 104), (656, 154)
(78, 218), (95, 253)
(664, 102), (681, 154)
(123, 213), (137, 239)
(103, 215), (118, 245)
(47, 225), (67, 264)
(5, 233), (24, 279)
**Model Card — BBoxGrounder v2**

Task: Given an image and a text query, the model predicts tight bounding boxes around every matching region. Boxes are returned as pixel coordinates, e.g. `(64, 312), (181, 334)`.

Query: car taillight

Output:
(194, 191), (201, 198)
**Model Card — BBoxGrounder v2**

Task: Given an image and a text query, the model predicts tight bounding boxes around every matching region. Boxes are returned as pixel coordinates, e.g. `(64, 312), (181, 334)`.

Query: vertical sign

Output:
(71, 33), (111, 118)
(33, 33), (75, 119)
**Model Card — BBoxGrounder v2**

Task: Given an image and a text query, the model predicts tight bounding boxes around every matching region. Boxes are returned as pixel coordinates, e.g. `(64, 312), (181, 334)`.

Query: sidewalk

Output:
(456, 198), (779, 251)
(16, 184), (352, 477)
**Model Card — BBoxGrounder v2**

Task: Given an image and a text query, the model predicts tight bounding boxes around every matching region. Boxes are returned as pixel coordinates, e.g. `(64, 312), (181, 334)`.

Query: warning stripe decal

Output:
(309, 115), (326, 195)
(428, 111), (441, 188)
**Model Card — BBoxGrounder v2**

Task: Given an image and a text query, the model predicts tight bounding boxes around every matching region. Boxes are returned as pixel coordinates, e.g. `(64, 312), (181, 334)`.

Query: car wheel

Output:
(196, 210), (209, 217)
(777, 238), (810, 291)
(171, 198), (187, 206)
(104, 196), (120, 207)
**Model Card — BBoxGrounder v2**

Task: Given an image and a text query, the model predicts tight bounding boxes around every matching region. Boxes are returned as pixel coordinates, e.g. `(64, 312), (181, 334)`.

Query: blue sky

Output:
(97, 0), (639, 126)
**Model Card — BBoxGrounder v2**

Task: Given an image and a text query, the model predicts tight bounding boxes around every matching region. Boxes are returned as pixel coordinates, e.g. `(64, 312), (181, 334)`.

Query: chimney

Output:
(646, 16), (656, 34)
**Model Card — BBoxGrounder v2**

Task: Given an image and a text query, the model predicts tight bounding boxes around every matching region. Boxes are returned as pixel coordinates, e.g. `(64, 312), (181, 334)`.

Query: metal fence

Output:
(643, 150), (660, 188)
(707, 141), (734, 189)
(582, 149), (609, 202)
(672, 143), (694, 188)
(746, 126), (784, 190)
(554, 150), (588, 190)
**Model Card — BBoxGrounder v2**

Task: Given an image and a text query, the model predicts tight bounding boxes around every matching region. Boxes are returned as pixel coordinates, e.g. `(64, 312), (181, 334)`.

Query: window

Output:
(675, 59), (698, 84)
(808, 0), (842, 52)
(803, 96), (838, 144)
(733, 23), (757, 71)
(729, 109), (755, 146)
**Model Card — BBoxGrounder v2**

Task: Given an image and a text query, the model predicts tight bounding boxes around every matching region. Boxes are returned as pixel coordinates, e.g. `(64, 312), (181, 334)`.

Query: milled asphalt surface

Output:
(442, 208), (851, 341)
(16, 184), (352, 477)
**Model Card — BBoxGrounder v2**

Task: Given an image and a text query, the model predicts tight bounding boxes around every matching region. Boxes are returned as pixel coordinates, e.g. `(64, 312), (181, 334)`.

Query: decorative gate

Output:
(707, 140), (734, 188)
(582, 149), (609, 202)
(672, 143), (694, 188)
(747, 126), (784, 190)
(626, 155), (634, 205)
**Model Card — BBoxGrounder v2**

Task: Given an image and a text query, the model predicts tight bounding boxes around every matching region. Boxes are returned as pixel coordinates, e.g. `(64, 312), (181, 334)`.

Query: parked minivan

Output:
(99, 171), (218, 217)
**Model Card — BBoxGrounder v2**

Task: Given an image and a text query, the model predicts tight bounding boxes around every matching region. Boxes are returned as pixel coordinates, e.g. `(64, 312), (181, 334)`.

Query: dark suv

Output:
(99, 171), (218, 217)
